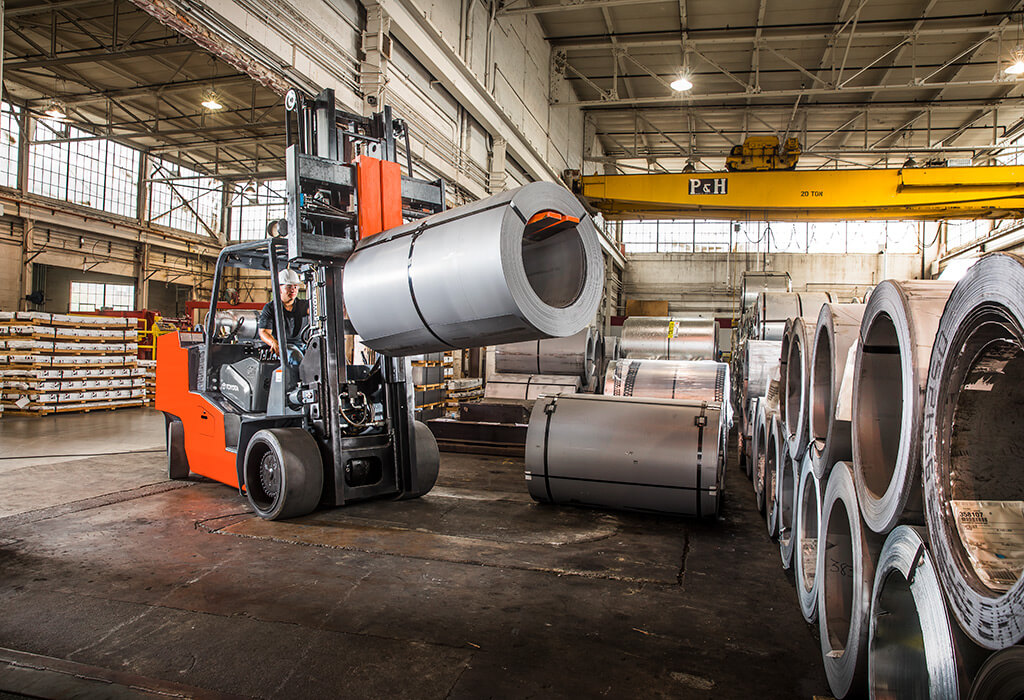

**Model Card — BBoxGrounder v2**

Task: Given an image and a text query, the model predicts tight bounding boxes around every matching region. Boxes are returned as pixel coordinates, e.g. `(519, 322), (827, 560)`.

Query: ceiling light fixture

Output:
(671, 75), (693, 92)
(44, 100), (67, 120)
(201, 90), (224, 110)
(1006, 49), (1024, 75)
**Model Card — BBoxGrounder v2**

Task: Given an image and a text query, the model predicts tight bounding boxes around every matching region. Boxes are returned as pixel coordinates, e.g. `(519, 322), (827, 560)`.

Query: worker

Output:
(257, 268), (308, 361)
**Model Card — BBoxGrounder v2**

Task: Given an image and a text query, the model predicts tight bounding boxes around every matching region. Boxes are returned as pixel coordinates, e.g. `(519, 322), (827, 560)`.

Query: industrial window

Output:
(0, 102), (20, 189)
(148, 158), (223, 237)
(621, 219), (931, 255)
(69, 282), (135, 312)
(228, 180), (287, 241)
(28, 119), (140, 218)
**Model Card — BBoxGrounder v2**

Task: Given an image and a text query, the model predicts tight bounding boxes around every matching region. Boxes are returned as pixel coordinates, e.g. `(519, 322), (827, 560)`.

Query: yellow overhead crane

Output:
(573, 165), (1024, 221)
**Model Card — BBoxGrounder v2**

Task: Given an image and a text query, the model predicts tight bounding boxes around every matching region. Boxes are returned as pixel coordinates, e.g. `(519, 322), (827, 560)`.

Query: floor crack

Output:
(676, 529), (690, 587)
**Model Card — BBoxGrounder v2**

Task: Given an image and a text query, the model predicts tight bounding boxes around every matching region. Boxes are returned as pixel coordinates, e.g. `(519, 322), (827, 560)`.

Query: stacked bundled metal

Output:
(808, 303), (866, 480)
(494, 326), (600, 387)
(524, 394), (724, 518)
(923, 253), (1024, 652)
(483, 373), (581, 401)
(343, 181), (604, 355)
(619, 316), (717, 361)
(851, 279), (955, 535)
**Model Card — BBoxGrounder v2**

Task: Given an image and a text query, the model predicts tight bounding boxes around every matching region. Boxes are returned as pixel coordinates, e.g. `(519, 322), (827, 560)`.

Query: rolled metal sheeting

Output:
(777, 319), (794, 437)
(744, 339), (782, 405)
(602, 359), (732, 427)
(494, 327), (599, 385)
(524, 394), (724, 517)
(209, 309), (260, 340)
(343, 182), (604, 355)
(809, 303), (866, 480)
(744, 397), (760, 478)
(784, 315), (818, 461)
(869, 525), (984, 700)
(779, 448), (799, 569)
(817, 462), (884, 699)
(923, 253), (1024, 650)
(795, 453), (822, 623)
(753, 400), (770, 514)
(741, 272), (791, 311)
(483, 373), (581, 401)
(619, 316), (718, 360)
(968, 647), (1024, 699)
(754, 291), (834, 341)
(766, 412), (785, 538)
(852, 279), (955, 535)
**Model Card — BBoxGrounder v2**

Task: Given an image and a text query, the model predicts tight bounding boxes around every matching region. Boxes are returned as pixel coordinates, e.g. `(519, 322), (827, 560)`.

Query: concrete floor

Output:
(0, 408), (829, 699)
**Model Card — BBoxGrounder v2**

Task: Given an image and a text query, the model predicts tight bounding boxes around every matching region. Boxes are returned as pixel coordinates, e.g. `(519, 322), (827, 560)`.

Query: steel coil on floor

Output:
(753, 400), (770, 514)
(209, 309), (260, 340)
(524, 394), (724, 517)
(968, 647), (1024, 699)
(495, 327), (599, 385)
(744, 339), (782, 407)
(766, 412), (785, 538)
(602, 359), (731, 428)
(343, 181), (604, 355)
(777, 319), (794, 440)
(779, 447), (799, 570)
(784, 315), (819, 461)
(795, 453), (822, 624)
(817, 462), (884, 699)
(809, 303), (866, 480)
(851, 279), (954, 535)
(754, 291), (834, 341)
(922, 253), (1024, 650)
(744, 397), (760, 478)
(484, 373), (581, 401)
(868, 525), (984, 700)
(619, 316), (718, 360)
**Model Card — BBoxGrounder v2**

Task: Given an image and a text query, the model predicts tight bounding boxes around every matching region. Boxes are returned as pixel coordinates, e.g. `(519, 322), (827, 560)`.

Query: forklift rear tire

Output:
(167, 418), (190, 480)
(243, 428), (324, 520)
(396, 421), (440, 500)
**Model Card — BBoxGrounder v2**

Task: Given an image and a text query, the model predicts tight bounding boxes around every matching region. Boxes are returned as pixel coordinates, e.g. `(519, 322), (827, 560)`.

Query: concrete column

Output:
(136, 243), (150, 310)
(359, 3), (392, 116)
(19, 219), (33, 311)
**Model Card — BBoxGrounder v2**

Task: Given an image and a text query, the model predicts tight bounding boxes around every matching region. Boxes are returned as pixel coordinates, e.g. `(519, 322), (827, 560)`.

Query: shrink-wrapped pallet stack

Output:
(0, 312), (145, 415)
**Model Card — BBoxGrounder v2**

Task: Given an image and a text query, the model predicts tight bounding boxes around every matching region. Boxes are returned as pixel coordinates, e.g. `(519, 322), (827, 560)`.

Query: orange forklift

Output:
(156, 89), (446, 519)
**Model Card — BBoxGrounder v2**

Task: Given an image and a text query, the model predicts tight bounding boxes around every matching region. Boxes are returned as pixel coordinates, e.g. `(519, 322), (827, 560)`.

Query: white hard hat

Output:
(278, 268), (301, 286)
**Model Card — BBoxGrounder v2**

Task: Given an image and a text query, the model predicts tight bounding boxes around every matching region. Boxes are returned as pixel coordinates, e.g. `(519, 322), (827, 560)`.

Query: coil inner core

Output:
(521, 218), (586, 309)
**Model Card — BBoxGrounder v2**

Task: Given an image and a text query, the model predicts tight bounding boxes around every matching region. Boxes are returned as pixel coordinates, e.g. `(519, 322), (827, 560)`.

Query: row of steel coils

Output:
(738, 254), (1024, 699)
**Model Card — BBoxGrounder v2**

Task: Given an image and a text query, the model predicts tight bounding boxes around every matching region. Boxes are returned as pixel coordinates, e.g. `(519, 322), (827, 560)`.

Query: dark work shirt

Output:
(257, 298), (309, 343)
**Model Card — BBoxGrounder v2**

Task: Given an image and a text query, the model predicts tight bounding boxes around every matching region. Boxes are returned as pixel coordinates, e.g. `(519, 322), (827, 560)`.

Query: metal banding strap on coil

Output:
(694, 401), (708, 518)
(623, 360), (641, 396)
(406, 226), (455, 350)
(541, 396), (557, 502)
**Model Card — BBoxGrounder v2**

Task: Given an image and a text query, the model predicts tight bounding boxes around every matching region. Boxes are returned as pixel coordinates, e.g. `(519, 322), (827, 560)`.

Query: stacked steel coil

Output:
(739, 257), (1024, 698)
(602, 358), (731, 423)
(483, 373), (581, 400)
(619, 316), (717, 360)
(494, 326), (601, 387)
(750, 291), (833, 341)
(783, 315), (818, 460)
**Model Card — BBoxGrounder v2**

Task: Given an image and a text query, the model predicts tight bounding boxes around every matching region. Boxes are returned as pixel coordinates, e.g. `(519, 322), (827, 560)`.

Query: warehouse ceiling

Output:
(505, 0), (1024, 172)
(2, 0), (286, 179)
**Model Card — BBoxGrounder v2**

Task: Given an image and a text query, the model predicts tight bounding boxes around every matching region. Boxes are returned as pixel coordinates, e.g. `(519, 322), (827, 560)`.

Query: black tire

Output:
(167, 417), (190, 480)
(242, 428), (323, 520)
(396, 421), (440, 500)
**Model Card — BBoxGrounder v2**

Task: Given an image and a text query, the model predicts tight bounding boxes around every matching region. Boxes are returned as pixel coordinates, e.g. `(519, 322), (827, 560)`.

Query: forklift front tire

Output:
(396, 421), (440, 500)
(167, 418), (190, 480)
(243, 428), (324, 520)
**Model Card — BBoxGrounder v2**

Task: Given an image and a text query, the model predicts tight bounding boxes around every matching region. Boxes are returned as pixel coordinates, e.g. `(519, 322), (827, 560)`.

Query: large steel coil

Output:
(602, 359), (731, 428)
(852, 279), (954, 535)
(744, 397), (760, 478)
(777, 319), (794, 438)
(741, 271), (791, 311)
(779, 447), (799, 569)
(494, 327), (599, 385)
(744, 339), (782, 407)
(809, 303), (866, 480)
(753, 400), (770, 514)
(484, 373), (581, 401)
(343, 182), (604, 355)
(524, 394), (724, 517)
(923, 253), (1024, 650)
(795, 453), (822, 624)
(619, 316), (717, 360)
(208, 309), (260, 340)
(817, 462), (884, 699)
(766, 412), (785, 538)
(968, 647), (1024, 699)
(784, 315), (819, 461)
(755, 291), (834, 341)
(868, 525), (984, 700)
